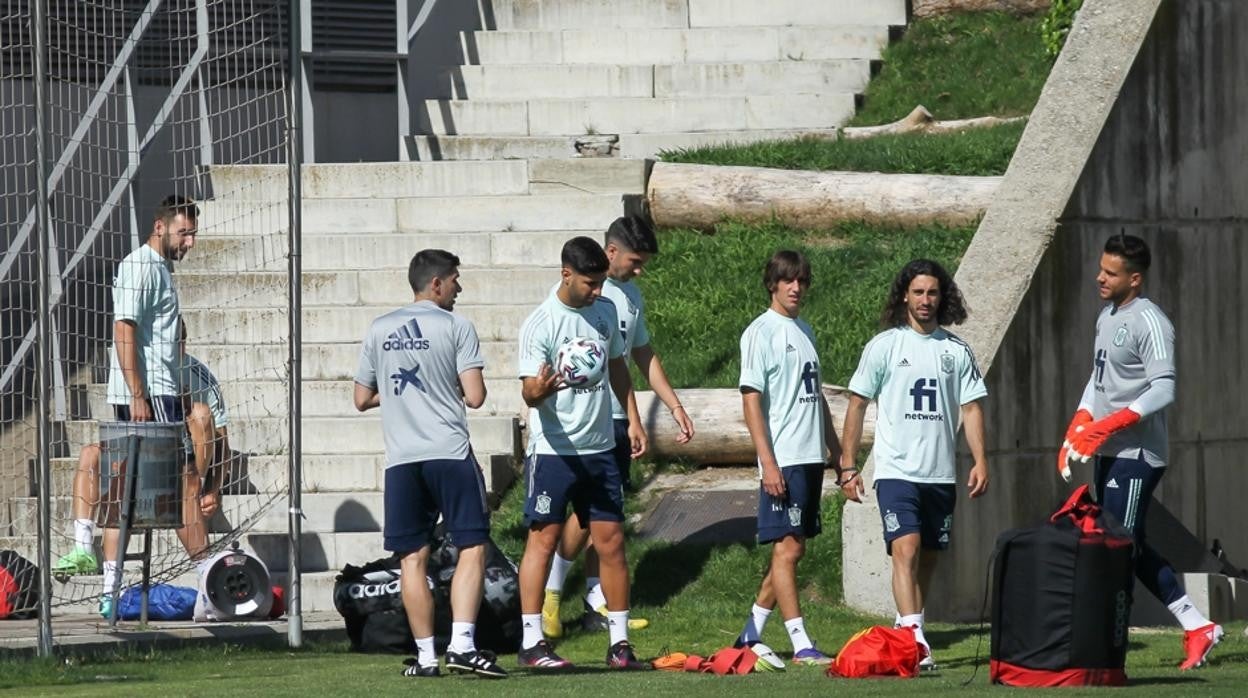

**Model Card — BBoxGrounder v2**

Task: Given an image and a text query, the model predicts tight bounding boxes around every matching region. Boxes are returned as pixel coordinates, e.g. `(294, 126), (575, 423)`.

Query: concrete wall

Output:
(927, 0), (1248, 622)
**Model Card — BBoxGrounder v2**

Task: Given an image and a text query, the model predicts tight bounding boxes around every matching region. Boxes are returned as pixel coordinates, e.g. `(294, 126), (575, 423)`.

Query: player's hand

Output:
(671, 405), (694, 444)
(130, 396), (153, 422)
(535, 363), (566, 396)
(1057, 409), (1094, 482)
(761, 463), (786, 498)
(839, 468), (864, 503)
(628, 421), (647, 458)
(967, 461), (989, 498)
(199, 491), (220, 518)
(1068, 408), (1140, 463)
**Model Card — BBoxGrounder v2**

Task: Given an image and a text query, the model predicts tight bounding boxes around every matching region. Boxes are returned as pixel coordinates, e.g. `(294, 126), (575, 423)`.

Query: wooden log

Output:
(635, 386), (876, 464)
(913, 0), (1050, 17)
(841, 105), (1027, 140)
(647, 161), (1000, 230)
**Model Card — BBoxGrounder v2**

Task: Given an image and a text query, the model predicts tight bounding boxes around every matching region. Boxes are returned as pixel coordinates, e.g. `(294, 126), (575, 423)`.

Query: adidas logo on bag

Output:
(1106, 479), (1119, 489)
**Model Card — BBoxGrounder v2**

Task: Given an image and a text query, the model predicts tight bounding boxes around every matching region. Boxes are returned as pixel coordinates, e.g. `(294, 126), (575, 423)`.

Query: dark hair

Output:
(604, 216), (659, 255)
(880, 259), (968, 328)
(561, 236), (609, 275)
(763, 250), (811, 293)
(408, 249), (460, 293)
(1104, 233), (1151, 274)
(154, 194), (198, 225)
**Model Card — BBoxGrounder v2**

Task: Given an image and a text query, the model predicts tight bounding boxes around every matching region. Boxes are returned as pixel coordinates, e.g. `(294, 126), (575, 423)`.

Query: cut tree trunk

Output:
(912, 0), (1050, 17)
(841, 105), (1026, 140)
(636, 386), (876, 464)
(647, 162), (1000, 230)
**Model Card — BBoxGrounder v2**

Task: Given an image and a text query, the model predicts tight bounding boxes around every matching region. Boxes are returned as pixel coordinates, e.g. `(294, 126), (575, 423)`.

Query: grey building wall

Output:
(929, 0), (1248, 622)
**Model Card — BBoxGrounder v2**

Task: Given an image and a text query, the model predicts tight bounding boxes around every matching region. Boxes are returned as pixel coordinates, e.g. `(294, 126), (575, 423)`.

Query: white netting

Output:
(0, 0), (292, 616)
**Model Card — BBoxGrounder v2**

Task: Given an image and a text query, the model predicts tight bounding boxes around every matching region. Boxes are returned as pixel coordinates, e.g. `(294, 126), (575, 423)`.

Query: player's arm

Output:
(839, 393), (869, 502)
(353, 382), (380, 412)
(962, 399), (989, 498)
(459, 367), (486, 409)
(114, 319), (152, 421)
(820, 392), (843, 467)
(520, 365), (564, 407)
(631, 343), (693, 443)
(609, 355), (646, 458)
(741, 388), (784, 497)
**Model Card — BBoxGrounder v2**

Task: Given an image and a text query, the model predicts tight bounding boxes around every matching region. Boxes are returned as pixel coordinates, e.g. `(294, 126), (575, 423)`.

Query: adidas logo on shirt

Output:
(897, 358), (911, 367)
(786, 344), (796, 353)
(1106, 478), (1119, 489)
(383, 318), (429, 351)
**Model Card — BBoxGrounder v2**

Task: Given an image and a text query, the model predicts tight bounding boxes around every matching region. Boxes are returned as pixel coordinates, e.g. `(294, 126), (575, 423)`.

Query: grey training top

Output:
(355, 300), (485, 467)
(1079, 297), (1176, 468)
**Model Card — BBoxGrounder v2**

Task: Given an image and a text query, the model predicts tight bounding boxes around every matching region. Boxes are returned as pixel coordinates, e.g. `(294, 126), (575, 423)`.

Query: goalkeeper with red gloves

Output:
(1058, 233), (1221, 671)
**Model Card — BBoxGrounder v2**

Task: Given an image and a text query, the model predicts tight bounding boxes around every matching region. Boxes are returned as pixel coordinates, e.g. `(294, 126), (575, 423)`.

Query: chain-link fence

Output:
(1, 0), (297, 650)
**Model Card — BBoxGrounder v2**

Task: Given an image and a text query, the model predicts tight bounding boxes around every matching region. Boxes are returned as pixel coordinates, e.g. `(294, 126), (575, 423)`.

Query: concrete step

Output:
(199, 198), (392, 235)
(418, 94), (855, 137)
(484, 0), (691, 31)
(64, 414), (520, 459)
(688, 0), (906, 28)
(655, 59), (871, 97)
(463, 26), (889, 65)
(176, 268), (561, 309)
(180, 304), (538, 345)
(206, 161), (531, 200)
(179, 229), (594, 275)
(623, 128), (840, 158)
(396, 193), (624, 232)
(183, 338), (520, 385)
(438, 64), (655, 100)
(410, 134), (588, 161)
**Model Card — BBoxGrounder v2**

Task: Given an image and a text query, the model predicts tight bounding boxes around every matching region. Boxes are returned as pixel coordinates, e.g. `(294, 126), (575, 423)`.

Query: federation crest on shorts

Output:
(535, 493), (552, 515)
(942, 515), (953, 532)
(884, 512), (900, 533)
(1113, 326), (1128, 347)
(788, 506), (802, 527)
(940, 353), (955, 374)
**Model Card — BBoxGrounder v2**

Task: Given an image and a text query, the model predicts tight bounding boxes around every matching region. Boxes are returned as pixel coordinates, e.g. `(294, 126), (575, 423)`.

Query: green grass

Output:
(660, 121), (1024, 176)
(851, 12), (1050, 125)
(634, 220), (977, 391)
(7, 622), (1247, 696)
(660, 12), (1048, 175)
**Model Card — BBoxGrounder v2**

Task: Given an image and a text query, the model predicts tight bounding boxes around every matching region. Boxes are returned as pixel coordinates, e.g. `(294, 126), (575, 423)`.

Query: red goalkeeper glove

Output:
(1056, 409), (1093, 482)
(1067, 408), (1141, 465)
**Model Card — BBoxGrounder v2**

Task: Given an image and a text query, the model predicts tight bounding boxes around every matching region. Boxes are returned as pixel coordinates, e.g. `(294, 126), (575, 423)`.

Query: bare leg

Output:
(768, 535), (806, 621)
(588, 521), (627, 611)
(519, 522), (563, 614)
(399, 547), (434, 639)
(890, 533), (923, 616)
(450, 543), (485, 623)
(71, 444), (101, 521)
(556, 513), (592, 572)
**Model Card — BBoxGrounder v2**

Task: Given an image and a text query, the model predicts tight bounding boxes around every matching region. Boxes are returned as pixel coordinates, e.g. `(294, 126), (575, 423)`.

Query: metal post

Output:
(299, 0), (315, 164)
(395, 0), (410, 161)
(287, 0), (306, 649)
(32, 0), (55, 658)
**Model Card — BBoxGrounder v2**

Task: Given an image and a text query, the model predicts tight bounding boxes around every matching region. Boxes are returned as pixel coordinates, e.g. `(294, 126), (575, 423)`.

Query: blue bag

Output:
(116, 584), (197, 621)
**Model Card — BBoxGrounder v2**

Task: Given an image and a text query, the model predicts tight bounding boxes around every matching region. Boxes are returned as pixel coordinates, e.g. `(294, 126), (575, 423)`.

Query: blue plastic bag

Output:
(116, 583), (197, 621)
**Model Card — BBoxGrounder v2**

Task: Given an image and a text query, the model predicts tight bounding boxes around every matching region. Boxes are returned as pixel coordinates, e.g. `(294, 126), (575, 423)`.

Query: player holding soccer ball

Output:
(515, 237), (647, 671)
(354, 249), (507, 679)
(541, 216), (695, 639)
(840, 259), (989, 671)
(1057, 234), (1221, 670)
(734, 250), (843, 666)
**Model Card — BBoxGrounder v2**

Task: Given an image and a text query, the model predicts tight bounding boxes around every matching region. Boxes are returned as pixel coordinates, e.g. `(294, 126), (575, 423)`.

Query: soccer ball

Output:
(555, 337), (607, 388)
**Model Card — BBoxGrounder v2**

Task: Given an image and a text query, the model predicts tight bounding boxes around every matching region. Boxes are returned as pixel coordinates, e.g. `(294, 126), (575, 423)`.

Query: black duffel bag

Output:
(990, 485), (1136, 687)
(0, 550), (40, 620)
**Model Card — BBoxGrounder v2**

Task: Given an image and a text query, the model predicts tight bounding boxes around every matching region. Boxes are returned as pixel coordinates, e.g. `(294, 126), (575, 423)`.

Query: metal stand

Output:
(106, 434), (155, 627)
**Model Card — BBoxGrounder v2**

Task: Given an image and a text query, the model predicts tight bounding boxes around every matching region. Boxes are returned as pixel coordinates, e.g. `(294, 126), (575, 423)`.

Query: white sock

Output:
(546, 552), (573, 593)
(74, 519), (95, 551)
(414, 636), (437, 668)
(900, 612), (928, 648)
(740, 603), (772, 644)
(1168, 595), (1211, 632)
(585, 580), (605, 610)
(449, 622), (476, 653)
(894, 611), (903, 627)
(521, 613), (543, 649)
(607, 610), (630, 646)
(784, 617), (814, 653)
(102, 560), (119, 593)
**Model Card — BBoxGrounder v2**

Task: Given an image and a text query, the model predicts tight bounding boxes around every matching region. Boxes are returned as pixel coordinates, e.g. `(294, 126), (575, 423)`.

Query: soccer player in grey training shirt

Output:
(354, 250), (506, 680)
(1057, 234), (1221, 670)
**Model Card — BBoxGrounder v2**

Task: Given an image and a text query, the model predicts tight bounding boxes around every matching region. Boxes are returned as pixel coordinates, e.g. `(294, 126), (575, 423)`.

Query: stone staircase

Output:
(33, 0), (907, 614)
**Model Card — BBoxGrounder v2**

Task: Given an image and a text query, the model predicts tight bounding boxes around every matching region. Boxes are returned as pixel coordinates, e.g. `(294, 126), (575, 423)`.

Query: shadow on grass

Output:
(631, 543), (716, 608)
